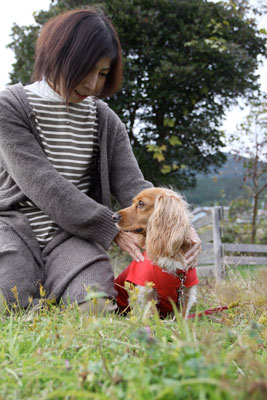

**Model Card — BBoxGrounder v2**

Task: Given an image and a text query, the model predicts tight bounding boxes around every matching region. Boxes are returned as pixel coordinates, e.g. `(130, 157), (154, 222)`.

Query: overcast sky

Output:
(0, 0), (266, 140)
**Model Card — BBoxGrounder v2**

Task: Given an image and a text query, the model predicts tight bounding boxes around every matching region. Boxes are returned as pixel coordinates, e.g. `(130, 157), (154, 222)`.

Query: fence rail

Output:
(223, 243), (267, 253)
(193, 206), (267, 278)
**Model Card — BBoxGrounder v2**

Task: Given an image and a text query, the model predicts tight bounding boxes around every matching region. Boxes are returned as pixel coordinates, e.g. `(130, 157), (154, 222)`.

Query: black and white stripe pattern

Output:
(19, 85), (98, 248)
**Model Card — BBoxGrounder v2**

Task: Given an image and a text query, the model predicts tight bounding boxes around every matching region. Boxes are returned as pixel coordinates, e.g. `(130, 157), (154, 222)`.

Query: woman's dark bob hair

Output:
(32, 7), (122, 103)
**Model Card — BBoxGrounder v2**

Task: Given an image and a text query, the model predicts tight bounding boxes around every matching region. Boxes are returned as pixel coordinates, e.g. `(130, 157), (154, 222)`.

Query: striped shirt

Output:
(19, 80), (99, 248)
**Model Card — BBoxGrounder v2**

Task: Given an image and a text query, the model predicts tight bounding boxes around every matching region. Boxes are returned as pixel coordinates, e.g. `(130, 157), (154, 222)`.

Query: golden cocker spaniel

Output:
(113, 188), (198, 317)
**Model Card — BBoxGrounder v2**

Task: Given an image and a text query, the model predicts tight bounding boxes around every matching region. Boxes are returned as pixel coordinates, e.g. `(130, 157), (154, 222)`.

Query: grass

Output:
(0, 267), (267, 400)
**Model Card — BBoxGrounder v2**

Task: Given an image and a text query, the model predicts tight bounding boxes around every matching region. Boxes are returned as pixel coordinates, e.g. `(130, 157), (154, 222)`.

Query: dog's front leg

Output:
(134, 286), (157, 316)
(182, 286), (197, 318)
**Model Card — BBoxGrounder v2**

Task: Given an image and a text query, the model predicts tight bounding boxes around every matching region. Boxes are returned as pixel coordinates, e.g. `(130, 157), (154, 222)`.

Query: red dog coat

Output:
(115, 252), (199, 317)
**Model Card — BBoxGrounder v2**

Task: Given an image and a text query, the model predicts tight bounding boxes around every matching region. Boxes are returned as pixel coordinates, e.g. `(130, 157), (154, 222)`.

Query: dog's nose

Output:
(112, 213), (121, 222)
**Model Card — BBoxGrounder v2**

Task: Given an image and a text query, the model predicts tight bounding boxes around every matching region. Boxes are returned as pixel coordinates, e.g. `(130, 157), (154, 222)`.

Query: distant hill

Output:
(183, 153), (254, 206)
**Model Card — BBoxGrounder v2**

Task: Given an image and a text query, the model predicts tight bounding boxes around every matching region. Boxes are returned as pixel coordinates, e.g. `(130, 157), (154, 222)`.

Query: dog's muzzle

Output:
(112, 213), (121, 222)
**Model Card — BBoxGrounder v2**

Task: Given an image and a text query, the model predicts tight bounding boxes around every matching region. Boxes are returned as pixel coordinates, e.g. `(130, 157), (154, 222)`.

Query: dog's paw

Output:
(182, 265), (190, 272)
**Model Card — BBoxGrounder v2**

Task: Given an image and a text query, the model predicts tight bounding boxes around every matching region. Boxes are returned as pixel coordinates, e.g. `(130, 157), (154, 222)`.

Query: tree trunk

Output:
(251, 193), (258, 244)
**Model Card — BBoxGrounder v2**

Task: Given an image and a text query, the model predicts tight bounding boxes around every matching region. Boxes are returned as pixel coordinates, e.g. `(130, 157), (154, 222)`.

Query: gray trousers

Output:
(0, 218), (117, 309)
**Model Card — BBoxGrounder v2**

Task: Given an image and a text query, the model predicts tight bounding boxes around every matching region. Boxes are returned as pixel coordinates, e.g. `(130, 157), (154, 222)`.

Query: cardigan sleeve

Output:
(0, 88), (118, 250)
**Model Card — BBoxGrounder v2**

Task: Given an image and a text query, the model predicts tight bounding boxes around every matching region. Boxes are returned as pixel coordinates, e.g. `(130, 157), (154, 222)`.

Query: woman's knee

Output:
(60, 259), (117, 306)
(0, 223), (43, 308)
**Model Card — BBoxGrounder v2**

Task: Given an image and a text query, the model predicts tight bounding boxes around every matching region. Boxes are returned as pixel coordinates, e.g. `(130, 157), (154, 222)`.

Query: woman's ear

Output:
(146, 194), (190, 264)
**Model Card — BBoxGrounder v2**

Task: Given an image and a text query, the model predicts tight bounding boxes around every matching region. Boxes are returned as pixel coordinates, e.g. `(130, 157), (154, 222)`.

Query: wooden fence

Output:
(193, 206), (267, 279)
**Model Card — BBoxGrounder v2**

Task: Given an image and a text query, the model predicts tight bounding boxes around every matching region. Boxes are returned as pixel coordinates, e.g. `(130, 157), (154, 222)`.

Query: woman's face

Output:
(61, 57), (111, 103)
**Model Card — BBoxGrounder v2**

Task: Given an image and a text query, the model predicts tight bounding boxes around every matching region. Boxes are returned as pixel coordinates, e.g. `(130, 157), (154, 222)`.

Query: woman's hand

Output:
(114, 231), (144, 262)
(185, 227), (202, 269)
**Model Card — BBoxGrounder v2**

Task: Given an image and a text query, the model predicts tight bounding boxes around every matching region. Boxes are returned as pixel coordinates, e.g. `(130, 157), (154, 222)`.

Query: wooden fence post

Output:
(212, 206), (224, 279)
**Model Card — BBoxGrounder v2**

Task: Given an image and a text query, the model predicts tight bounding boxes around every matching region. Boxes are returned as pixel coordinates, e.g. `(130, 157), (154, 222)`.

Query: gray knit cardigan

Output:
(0, 83), (152, 251)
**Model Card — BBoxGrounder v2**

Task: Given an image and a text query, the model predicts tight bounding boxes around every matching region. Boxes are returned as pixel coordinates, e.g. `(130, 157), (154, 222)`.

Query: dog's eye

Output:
(137, 200), (145, 208)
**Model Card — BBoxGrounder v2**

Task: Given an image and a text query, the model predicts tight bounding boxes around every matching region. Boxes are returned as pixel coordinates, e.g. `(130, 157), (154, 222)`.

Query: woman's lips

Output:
(74, 90), (89, 99)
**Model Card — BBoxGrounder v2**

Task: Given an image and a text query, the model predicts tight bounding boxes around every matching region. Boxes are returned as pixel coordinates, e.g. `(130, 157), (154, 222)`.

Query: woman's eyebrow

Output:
(92, 66), (110, 72)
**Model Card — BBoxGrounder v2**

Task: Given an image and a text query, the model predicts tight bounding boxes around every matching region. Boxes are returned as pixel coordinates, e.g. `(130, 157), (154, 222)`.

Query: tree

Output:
(7, 0), (267, 188)
(229, 95), (267, 243)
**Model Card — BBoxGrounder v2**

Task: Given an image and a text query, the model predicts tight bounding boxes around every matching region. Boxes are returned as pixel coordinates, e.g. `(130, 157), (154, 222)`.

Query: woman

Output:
(0, 8), (201, 313)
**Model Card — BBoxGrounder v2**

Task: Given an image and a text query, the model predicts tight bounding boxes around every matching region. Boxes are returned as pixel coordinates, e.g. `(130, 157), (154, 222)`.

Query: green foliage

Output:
(7, 24), (39, 85)
(222, 215), (267, 244)
(221, 195), (266, 245)
(0, 268), (267, 399)
(7, 0), (267, 188)
(228, 198), (252, 222)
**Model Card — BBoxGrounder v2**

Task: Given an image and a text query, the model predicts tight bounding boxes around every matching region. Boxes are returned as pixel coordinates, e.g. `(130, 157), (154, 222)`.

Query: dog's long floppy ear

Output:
(146, 194), (191, 265)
